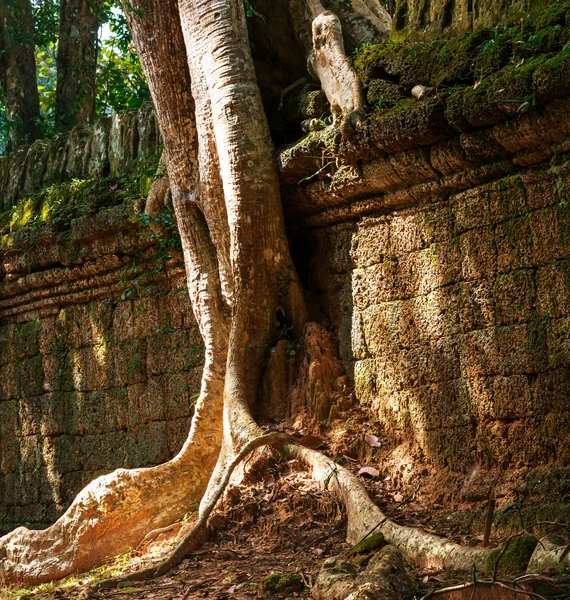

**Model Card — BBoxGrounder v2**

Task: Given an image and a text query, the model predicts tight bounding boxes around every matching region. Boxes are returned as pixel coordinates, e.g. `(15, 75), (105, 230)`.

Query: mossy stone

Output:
(261, 572), (304, 594)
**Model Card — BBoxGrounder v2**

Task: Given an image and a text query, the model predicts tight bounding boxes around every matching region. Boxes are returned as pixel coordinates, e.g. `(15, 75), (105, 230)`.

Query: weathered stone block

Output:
(41, 392), (73, 437)
(460, 227), (497, 281)
(531, 369), (570, 413)
(459, 328), (499, 378)
(491, 375), (532, 420)
(112, 339), (147, 386)
(458, 280), (495, 332)
(488, 177), (528, 224)
(464, 376), (493, 421)
(55, 306), (94, 349)
(143, 377), (167, 421)
(496, 323), (548, 376)
(403, 337), (461, 387)
(536, 262), (570, 319)
(494, 269), (536, 326)
(19, 434), (42, 473)
(12, 320), (40, 359)
(18, 396), (42, 437)
(453, 187), (491, 233)
(147, 330), (190, 375)
(349, 218), (389, 268)
(76, 390), (107, 436)
(40, 435), (78, 475)
(42, 352), (75, 393)
(545, 317), (570, 369)
(79, 431), (126, 471)
(352, 261), (400, 309)
(389, 210), (423, 256)
(400, 242), (461, 298)
(326, 223), (357, 273)
(361, 302), (402, 356)
(0, 363), (18, 400)
(132, 298), (160, 338)
(166, 418), (192, 456)
(416, 201), (455, 245)
(522, 170), (560, 211)
(16, 356), (44, 398)
(104, 386), (130, 431)
(495, 216), (534, 273)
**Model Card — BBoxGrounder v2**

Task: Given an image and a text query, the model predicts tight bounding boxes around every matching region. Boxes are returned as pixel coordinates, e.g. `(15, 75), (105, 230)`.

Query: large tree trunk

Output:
(0, 0), (40, 150)
(55, 0), (101, 131)
(0, 0), (402, 589)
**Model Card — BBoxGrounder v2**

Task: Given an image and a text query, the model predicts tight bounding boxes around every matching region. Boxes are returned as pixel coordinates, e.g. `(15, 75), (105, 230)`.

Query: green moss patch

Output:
(351, 0), (570, 128)
(487, 535), (538, 576)
(0, 154), (161, 244)
(261, 572), (304, 594)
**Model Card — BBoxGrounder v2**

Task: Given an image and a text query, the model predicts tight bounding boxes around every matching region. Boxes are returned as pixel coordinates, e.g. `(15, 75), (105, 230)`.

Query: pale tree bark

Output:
(55, 0), (102, 131)
(0, 0), (40, 150)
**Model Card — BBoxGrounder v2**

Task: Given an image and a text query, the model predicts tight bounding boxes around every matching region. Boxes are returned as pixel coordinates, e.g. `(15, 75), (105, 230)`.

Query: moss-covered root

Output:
(313, 545), (416, 600)
(487, 535), (538, 576)
(286, 444), (496, 574)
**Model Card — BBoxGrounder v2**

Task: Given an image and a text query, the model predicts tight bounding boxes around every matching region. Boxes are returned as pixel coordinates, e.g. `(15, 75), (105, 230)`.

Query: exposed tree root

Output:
(306, 0), (367, 138)
(0, 362), (225, 588)
(286, 444), (497, 574)
(95, 432), (294, 590)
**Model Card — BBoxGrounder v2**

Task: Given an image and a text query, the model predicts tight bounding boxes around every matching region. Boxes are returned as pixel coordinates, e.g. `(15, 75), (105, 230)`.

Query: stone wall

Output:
(0, 199), (201, 534)
(278, 49), (570, 495)
(391, 0), (524, 41)
(0, 102), (160, 211)
(311, 166), (570, 475)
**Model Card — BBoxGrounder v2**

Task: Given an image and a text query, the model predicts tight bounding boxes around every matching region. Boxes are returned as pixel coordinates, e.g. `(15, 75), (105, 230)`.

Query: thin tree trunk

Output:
(0, 0), (40, 150)
(55, 0), (101, 131)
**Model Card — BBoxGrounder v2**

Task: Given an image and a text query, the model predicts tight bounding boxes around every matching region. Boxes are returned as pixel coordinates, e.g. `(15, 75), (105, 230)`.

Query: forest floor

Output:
(4, 408), (569, 600)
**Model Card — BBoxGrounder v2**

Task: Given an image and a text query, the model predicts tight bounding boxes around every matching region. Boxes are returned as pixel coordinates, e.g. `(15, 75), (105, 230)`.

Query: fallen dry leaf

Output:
(358, 466), (380, 478)
(365, 434), (381, 447)
(298, 435), (323, 449)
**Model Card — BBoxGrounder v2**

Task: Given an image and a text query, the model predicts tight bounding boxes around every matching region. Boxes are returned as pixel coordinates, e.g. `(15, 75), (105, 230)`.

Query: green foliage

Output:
(96, 3), (150, 115)
(0, 1), (149, 152)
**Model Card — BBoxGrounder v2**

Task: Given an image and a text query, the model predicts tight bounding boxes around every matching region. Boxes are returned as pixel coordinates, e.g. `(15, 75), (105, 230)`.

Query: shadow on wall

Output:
(0, 287), (203, 534)
(308, 162), (570, 492)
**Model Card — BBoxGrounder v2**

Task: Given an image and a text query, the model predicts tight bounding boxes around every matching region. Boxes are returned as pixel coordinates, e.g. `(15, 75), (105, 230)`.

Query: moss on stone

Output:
(351, 0), (570, 132)
(487, 535), (538, 576)
(261, 572), (304, 593)
(0, 154), (161, 244)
